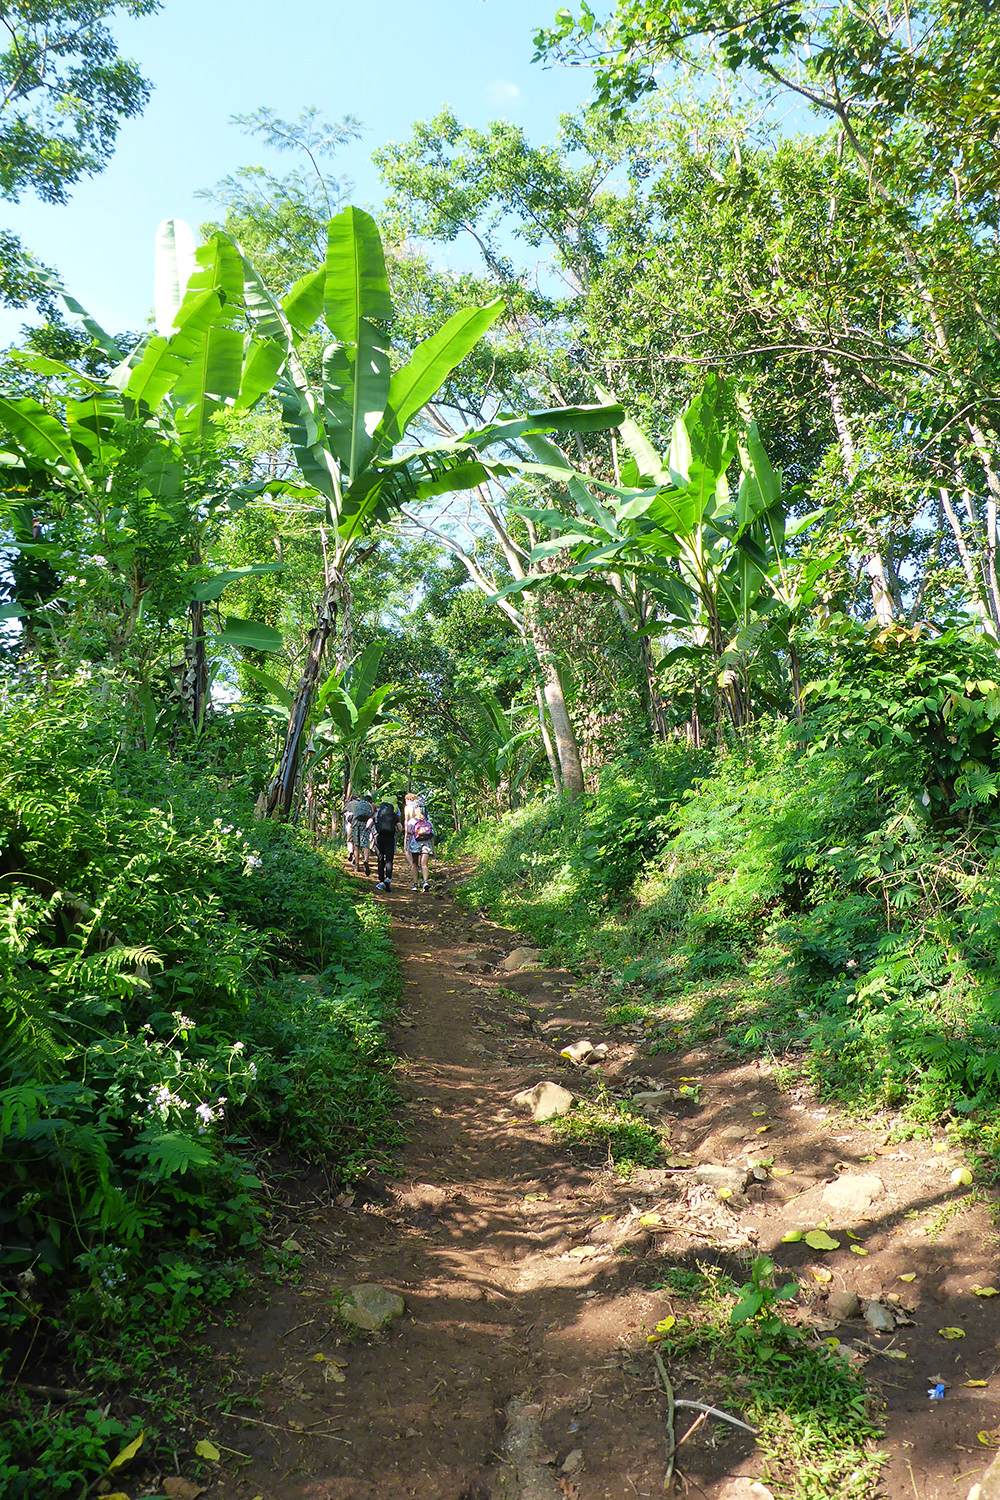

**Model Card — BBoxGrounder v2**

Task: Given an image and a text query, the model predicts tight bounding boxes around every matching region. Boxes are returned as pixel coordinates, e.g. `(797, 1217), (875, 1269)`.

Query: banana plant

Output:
(253, 205), (623, 819)
(501, 376), (833, 734)
(0, 224), (288, 723)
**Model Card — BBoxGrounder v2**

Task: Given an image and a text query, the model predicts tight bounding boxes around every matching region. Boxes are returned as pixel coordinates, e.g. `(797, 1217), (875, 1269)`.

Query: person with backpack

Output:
(404, 792), (434, 893)
(348, 792), (375, 875)
(369, 797), (402, 891)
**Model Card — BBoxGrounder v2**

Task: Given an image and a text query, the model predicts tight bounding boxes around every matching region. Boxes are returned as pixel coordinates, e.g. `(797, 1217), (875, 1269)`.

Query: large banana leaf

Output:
(153, 218), (197, 335)
(324, 207), (393, 338)
(322, 210), (393, 480)
(65, 393), (121, 468)
(0, 396), (89, 482)
(374, 298), (504, 451)
(322, 326), (391, 479)
(113, 288), (225, 410)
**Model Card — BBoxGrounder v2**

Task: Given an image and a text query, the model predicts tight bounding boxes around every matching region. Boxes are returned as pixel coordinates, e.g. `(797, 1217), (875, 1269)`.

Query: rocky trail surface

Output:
(196, 870), (1000, 1500)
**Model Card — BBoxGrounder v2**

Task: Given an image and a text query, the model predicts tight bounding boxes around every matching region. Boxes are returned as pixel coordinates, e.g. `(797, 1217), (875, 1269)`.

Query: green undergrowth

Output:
(652, 1257), (885, 1499)
(548, 1083), (665, 1169)
(460, 627), (1000, 1155)
(0, 690), (401, 1494)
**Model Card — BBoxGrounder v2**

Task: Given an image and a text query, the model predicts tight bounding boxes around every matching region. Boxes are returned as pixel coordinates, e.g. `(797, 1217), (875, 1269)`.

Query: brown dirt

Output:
(194, 868), (1000, 1500)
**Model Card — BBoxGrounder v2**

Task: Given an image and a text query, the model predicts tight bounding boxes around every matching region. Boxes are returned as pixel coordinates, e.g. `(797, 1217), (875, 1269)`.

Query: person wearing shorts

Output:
(404, 793), (434, 893)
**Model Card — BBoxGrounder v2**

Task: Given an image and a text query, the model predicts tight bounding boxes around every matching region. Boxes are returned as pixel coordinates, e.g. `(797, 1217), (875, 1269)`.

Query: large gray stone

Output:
(340, 1283), (405, 1331)
(694, 1163), (749, 1195)
(503, 946), (544, 972)
(821, 1174), (885, 1217)
(512, 1081), (575, 1121)
(719, 1482), (775, 1500)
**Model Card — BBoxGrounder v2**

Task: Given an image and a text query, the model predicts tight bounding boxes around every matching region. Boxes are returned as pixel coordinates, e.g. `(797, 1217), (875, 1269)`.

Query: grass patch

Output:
(549, 1088), (665, 1169)
(652, 1257), (885, 1500)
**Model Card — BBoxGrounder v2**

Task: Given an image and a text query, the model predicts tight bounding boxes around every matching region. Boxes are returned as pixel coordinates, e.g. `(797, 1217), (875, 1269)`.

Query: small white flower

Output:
(245, 853), (262, 870)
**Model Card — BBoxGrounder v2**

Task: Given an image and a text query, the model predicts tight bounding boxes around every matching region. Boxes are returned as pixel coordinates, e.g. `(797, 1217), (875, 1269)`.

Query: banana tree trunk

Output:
(184, 599), (209, 732)
(263, 573), (343, 821)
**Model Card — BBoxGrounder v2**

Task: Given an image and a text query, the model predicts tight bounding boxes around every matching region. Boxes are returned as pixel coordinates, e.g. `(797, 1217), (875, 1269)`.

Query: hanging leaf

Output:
(212, 619), (284, 652)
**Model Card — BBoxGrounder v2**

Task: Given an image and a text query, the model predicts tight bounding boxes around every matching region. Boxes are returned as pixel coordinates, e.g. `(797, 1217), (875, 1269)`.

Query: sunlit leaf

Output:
(195, 1439), (222, 1460)
(939, 1327), (966, 1339)
(804, 1231), (840, 1251)
(951, 1167), (973, 1186)
(973, 1286), (999, 1297)
(898, 1273), (916, 1282)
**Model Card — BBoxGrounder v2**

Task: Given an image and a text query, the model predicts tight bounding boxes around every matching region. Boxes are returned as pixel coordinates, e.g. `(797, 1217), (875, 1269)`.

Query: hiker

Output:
(348, 791), (375, 874)
(370, 797), (402, 891)
(404, 792), (434, 893)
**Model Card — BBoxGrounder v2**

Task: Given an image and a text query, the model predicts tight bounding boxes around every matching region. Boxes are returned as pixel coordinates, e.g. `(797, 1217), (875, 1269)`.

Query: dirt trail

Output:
(199, 871), (1000, 1500)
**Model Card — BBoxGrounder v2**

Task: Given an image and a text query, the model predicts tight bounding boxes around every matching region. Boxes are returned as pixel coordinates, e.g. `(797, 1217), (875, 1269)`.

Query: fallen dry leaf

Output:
(108, 1432), (145, 1474)
(194, 1439), (221, 1461)
(811, 1268), (833, 1283)
(163, 1479), (206, 1500)
(898, 1273), (916, 1282)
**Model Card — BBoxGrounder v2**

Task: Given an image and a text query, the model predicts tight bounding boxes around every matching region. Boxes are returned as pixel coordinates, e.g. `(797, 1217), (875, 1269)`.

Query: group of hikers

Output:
(342, 791), (434, 893)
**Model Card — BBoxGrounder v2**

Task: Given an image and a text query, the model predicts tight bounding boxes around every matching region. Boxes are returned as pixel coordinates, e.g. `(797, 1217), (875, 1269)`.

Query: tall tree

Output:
(0, 0), (161, 311)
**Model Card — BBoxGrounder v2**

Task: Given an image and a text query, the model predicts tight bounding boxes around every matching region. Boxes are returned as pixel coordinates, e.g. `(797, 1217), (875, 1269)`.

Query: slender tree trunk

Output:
(534, 679), (562, 794)
(539, 656), (584, 799)
(263, 572), (343, 820)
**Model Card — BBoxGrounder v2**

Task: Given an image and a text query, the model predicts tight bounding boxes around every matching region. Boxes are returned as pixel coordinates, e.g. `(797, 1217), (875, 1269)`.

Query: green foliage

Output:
(458, 741), (710, 958)
(464, 620), (1000, 1132)
(549, 1085), (664, 1168)
(652, 1257), (883, 1499)
(0, 684), (399, 1478)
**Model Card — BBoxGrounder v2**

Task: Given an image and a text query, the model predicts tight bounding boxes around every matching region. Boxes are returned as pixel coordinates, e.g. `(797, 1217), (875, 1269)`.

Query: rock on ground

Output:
(693, 1163), (749, 1195)
(820, 1173), (885, 1216)
(502, 946), (544, 972)
(968, 1450), (1000, 1499)
(339, 1284), (405, 1331)
(511, 1080), (575, 1120)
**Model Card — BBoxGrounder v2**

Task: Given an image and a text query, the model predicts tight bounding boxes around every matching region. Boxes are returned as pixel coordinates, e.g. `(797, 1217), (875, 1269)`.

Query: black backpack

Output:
(375, 802), (397, 835)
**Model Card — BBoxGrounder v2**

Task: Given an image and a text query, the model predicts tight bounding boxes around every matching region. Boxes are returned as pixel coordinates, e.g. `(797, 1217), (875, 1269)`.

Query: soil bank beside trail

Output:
(198, 870), (1000, 1500)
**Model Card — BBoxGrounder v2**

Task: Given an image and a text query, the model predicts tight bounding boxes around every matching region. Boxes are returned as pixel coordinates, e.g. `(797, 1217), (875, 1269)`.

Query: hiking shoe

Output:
(422, 882), (429, 892)
(411, 883), (419, 891)
(384, 880), (391, 891)
(375, 882), (385, 891)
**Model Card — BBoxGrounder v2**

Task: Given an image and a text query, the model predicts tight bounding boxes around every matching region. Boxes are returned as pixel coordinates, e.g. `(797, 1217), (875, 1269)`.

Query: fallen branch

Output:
(651, 1349), (677, 1491)
(675, 1399), (758, 1435)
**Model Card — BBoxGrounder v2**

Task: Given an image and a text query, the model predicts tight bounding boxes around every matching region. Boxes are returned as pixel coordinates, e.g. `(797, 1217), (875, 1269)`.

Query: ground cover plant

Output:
(461, 620), (1000, 1146)
(652, 1257), (885, 1500)
(0, 685), (400, 1492)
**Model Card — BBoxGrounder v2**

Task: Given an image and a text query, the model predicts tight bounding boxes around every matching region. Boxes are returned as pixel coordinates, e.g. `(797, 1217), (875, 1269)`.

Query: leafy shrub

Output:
(0, 690), (399, 1426)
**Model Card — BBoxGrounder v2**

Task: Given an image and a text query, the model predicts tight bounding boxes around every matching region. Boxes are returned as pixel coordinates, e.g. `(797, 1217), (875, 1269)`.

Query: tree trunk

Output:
(263, 572), (342, 820)
(539, 655), (584, 799)
(533, 678), (562, 794)
(184, 599), (210, 732)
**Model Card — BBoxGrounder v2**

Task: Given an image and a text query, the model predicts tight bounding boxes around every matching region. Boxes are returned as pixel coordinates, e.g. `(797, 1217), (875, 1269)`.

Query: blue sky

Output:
(2, 0), (593, 340)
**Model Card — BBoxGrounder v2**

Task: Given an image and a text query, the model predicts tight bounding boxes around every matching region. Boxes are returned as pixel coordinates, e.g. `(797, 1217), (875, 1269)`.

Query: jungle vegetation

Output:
(1, 0), (998, 1489)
